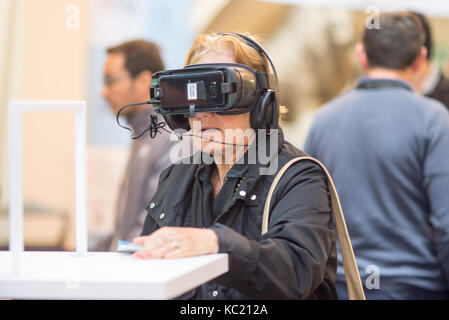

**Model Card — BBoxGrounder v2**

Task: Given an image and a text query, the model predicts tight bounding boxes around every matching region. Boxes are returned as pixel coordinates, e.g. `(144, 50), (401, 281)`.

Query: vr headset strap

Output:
(256, 72), (275, 90)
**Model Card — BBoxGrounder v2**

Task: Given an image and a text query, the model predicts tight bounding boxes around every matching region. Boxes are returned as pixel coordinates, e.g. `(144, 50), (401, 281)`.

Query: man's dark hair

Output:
(363, 12), (425, 70)
(410, 12), (433, 60)
(107, 40), (165, 77)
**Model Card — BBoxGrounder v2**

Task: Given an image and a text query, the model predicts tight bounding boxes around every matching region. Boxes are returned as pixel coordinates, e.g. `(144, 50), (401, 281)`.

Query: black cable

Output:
(116, 101), (152, 139)
(116, 101), (250, 146)
(220, 32), (279, 93)
(177, 131), (250, 147)
(158, 125), (250, 147)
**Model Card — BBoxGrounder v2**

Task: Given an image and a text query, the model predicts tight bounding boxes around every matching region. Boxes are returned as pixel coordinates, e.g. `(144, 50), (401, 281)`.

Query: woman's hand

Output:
(132, 227), (219, 259)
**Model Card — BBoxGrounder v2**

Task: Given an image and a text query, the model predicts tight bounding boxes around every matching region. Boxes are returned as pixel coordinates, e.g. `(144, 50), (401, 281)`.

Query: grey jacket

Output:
(108, 111), (176, 250)
(305, 77), (449, 298)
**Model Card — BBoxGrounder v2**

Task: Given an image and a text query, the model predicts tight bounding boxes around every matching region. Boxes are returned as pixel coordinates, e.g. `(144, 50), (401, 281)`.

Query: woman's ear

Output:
(355, 43), (369, 72)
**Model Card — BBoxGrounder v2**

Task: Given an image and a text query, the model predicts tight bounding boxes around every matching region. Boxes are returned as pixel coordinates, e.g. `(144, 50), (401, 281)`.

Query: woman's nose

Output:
(191, 112), (214, 125)
(189, 112), (214, 131)
(192, 112), (213, 120)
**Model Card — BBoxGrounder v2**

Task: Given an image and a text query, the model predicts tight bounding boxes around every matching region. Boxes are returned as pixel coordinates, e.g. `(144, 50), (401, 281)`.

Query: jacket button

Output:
(239, 190), (246, 197)
(149, 202), (155, 209)
(250, 194), (256, 200)
(212, 290), (218, 297)
(159, 213), (165, 219)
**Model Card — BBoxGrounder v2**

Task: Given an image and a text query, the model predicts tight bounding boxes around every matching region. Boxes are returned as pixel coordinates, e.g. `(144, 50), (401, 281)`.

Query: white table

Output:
(0, 251), (228, 300)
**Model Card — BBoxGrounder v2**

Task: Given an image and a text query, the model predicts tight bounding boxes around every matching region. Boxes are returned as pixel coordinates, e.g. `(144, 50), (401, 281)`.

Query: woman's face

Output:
(188, 50), (253, 160)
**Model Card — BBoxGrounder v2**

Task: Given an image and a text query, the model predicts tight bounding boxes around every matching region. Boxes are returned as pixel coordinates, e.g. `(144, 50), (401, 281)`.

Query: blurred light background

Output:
(1, 0), (449, 251)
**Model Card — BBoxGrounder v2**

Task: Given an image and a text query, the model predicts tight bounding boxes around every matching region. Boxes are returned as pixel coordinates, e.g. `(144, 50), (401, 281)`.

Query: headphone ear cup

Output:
(251, 91), (277, 130)
(250, 91), (268, 130)
(163, 114), (190, 131)
(263, 92), (274, 130)
(250, 98), (262, 130)
(270, 93), (279, 130)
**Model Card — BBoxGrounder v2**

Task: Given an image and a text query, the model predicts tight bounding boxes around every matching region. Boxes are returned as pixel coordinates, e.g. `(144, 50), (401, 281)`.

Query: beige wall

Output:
(1, 0), (89, 249)
(0, 0), (18, 210)
(23, 0), (89, 250)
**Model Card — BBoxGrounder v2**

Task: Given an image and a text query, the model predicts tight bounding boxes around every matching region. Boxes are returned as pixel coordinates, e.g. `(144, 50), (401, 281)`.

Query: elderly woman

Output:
(132, 33), (337, 300)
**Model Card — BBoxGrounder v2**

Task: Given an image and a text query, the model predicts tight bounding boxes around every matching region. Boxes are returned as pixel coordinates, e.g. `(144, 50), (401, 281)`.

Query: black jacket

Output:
(141, 130), (337, 299)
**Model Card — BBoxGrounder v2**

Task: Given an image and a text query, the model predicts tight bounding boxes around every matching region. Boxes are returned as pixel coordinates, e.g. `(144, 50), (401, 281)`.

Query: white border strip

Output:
(8, 100), (87, 273)
(264, 0), (449, 17)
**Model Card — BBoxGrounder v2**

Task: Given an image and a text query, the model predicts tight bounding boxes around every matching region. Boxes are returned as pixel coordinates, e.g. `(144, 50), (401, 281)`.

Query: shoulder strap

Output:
(262, 156), (366, 300)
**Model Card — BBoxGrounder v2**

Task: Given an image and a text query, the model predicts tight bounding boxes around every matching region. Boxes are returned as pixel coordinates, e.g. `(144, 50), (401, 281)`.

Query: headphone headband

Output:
(218, 32), (279, 95)
(217, 33), (280, 131)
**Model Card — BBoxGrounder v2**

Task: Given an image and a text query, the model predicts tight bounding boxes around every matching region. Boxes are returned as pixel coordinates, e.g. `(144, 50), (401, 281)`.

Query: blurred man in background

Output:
(305, 12), (449, 299)
(97, 40), (175, 251)
(410, 12), (449, 109)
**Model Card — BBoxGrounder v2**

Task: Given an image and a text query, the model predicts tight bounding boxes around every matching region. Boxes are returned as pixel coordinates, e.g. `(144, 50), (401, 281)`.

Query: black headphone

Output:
(163, 32), (280, 132)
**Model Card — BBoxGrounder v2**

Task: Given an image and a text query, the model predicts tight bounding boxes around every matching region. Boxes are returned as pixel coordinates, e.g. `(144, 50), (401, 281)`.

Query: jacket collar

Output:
(356, 76), (413, 91)
(190, 127), (285, 217)
(148, 128), (286, 227)
(219, 128), (285, 214)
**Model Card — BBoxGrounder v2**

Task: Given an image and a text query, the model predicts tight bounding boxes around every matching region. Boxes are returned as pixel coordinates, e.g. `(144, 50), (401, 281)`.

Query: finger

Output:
(143, 235), (167, 252)
(134, 249), (153, 259)
(141, 227), (175, 251)
(149, 241), (181, 259)
(164, 246), (189, 259)
(133, 250), (145, 259)
(162, 239), (190, 259)
(143, 229), (186, 252)
(133, 227), (174, 245)
(133, 236), (148, 245)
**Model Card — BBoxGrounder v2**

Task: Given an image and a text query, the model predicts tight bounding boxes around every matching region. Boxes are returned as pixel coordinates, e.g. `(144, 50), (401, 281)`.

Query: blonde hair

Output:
(184, 32), (288, 119)
(185, 33), (269, 72)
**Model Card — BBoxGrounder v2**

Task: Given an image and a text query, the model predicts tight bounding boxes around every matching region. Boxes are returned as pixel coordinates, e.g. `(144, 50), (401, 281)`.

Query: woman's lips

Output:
(200, 127), (221, 134)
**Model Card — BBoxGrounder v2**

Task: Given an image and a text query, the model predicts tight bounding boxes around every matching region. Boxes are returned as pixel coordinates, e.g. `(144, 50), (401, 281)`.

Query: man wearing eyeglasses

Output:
(98, 40), (175, 251)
